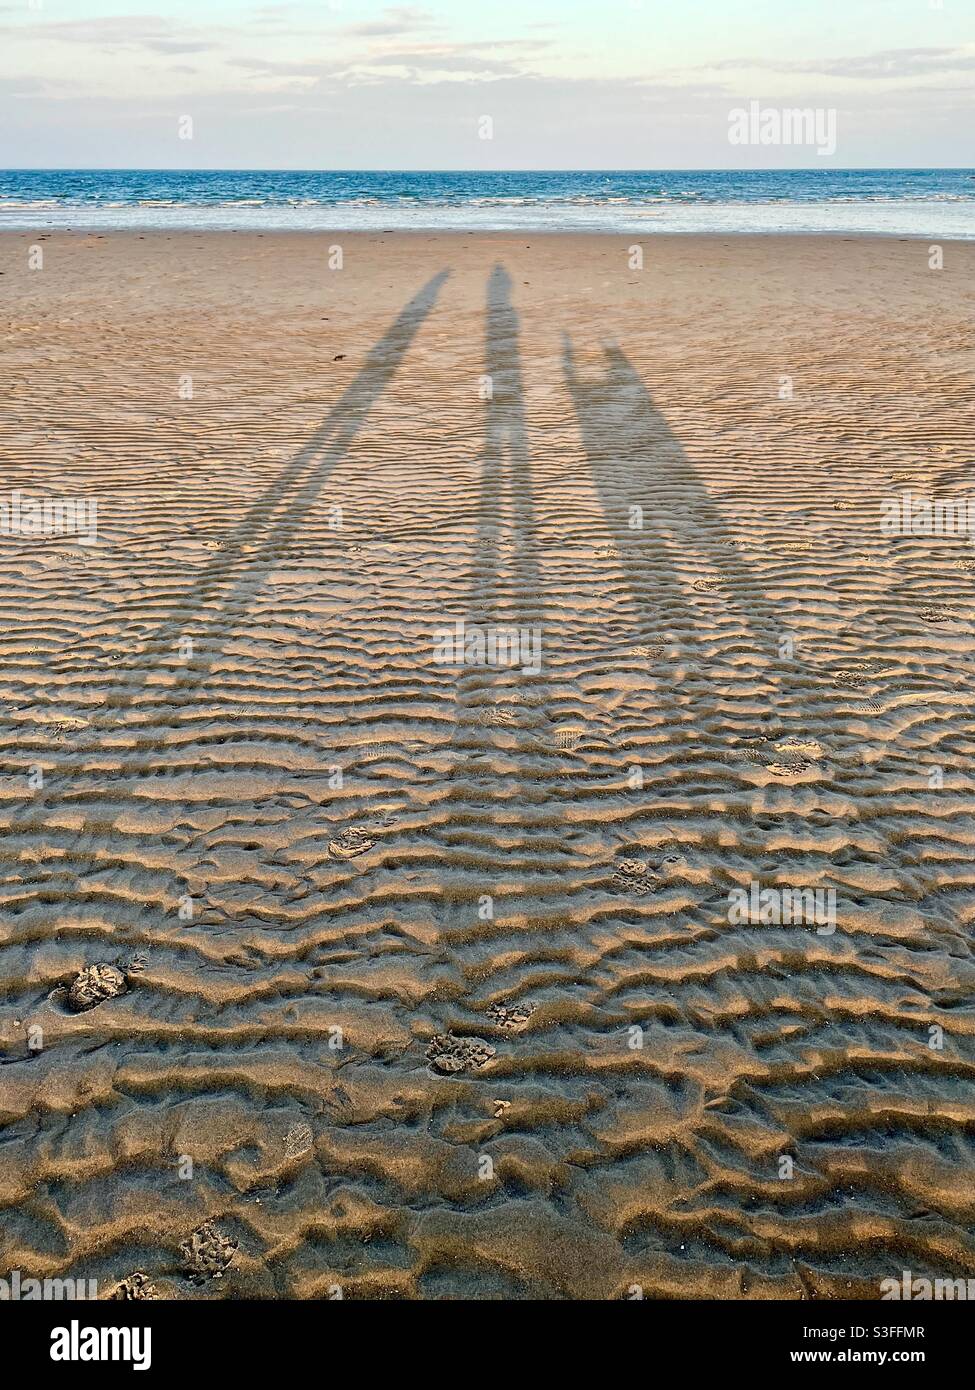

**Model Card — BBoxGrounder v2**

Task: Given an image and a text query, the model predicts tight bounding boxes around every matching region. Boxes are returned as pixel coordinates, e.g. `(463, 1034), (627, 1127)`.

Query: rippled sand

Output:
(1, 231), (974, 1300)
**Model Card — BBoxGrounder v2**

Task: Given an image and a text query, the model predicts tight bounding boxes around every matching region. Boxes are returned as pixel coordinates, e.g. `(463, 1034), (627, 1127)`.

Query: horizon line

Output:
(3, 165), (974, 175)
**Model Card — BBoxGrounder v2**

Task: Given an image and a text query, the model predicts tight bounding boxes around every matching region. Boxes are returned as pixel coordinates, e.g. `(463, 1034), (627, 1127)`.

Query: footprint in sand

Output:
(733, 734), (823, 777)
(656, 850), (689, 878)
(553, 725), (585, 752)
(834, 670), (873, 689)
(37, 550), (90, 570)
(48, 717), (90, 741)
(111, 1273), (159, 1301)
(65, 963), (127, 1012)
(611, 857), (660, 895)
(180, 1222), (238, 1284)
(426, 1033), (496, 1074)
(478, 705), (519, 729)
(327, 826), (376, 860)
(284, 1122), (313, 1159)
(487, 1000), (536, 1033)
(356, 741), (401, 764)
(776, 737), (824, 760)
(733, 739), (818, 778)
(729, 733), (777, 764)
(765, 757), (812, 777)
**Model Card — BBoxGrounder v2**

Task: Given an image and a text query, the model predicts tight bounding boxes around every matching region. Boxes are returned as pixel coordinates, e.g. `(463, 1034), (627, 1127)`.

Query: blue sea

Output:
(1, 169), (974, 236)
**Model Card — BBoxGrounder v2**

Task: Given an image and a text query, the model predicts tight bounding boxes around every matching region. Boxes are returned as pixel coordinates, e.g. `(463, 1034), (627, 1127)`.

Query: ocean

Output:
(1, 168), (974, 236)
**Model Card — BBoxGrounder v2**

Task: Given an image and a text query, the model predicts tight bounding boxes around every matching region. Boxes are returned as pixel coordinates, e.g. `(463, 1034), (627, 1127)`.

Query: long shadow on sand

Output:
(57, 268), (451, 721)
(470, 264), (544, 619)
(16, 267), (450, 902)
(446, 265), (557, 844)
(562, 336), (784, 672)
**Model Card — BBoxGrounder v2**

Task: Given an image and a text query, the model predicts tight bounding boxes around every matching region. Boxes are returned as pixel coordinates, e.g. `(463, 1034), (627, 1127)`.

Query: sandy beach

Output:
(1, 229), (974, 1300)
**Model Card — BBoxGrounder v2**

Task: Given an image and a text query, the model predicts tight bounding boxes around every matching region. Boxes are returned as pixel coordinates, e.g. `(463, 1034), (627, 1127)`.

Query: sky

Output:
(1, 0), (973, 168)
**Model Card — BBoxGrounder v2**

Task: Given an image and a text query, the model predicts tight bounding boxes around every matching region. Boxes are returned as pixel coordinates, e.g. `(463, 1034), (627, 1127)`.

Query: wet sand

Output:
(1, 230), (974, 1300)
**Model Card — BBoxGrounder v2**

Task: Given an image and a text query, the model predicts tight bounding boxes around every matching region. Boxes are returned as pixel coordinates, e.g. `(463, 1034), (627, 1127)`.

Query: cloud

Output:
(6, 62), (972, 170)
(230, 56), (339, 77)
(0, 74), (41, 95)
(0, 12), (221, 54)
(142, 40), (216, 55)
(353, 37), (553, 80)
(4, 7), (973, 170)
(225, 26), (555, 89)
(709, 46), (975, 80)
(339, 7), (437, 39)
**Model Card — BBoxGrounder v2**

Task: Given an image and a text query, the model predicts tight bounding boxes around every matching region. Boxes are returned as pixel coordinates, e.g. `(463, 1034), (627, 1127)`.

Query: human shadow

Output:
(562, 335), (783, 668)
(448, 265), (553, 775)
(66, 268), (451, 723)
(470, 263), (544, 621)
(443, 264), (549, 752)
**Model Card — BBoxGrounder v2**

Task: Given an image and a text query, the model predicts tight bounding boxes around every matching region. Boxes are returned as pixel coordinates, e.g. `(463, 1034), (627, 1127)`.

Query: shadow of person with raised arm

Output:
(561, 334), (783, 672)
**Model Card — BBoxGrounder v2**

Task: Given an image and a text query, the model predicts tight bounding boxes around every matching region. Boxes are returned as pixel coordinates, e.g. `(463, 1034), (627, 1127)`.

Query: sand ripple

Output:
(1, 231), (974, 1299)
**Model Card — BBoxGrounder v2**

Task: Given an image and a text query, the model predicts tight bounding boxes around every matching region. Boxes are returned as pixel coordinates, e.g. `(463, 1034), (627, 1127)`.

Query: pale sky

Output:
(1, 0), (973, 167)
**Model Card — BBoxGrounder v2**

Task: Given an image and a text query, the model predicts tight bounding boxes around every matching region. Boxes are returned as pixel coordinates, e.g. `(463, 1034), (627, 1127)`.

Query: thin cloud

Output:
(0, 12), (221, 53)
(231, 56), (340, 77)
(339, 7), (438, 39)
(708, 46), (975, 79)
(359, 37), (553, 78)
(0, 74), (41, 94)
